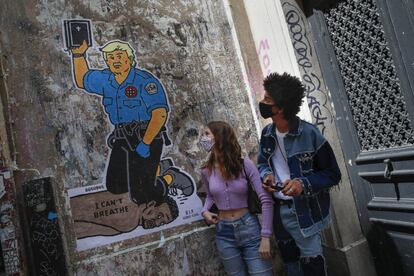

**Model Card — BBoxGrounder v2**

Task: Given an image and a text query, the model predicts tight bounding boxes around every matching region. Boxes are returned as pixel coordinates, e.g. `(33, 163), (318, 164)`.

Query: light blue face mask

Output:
(199, 135), (215, 152)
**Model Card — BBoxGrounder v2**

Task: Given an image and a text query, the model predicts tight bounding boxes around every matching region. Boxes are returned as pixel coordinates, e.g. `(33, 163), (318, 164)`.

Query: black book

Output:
(63, 19), (92, 49)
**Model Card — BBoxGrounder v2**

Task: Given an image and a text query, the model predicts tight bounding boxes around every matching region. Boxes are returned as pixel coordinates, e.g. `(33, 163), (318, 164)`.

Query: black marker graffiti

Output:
(23, 178), (67, 276)
(283, 2), (333, 134)
(303, 73), (328, 131)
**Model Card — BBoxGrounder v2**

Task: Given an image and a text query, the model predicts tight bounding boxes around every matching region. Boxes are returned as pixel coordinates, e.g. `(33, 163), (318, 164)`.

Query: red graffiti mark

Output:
(258, 39), (272, 76)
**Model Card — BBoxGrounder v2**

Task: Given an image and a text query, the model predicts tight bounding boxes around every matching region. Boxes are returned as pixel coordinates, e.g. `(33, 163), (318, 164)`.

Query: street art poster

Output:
(63, 19), (202, 251)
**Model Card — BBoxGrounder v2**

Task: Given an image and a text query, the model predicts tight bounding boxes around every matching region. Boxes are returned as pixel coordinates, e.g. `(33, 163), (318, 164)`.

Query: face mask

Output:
(199, 135), (214, 152)
(259, 102), (276, 119)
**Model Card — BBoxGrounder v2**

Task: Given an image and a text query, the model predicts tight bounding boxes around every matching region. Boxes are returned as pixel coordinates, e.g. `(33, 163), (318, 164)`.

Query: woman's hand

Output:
(259, 237), (271, 259)
(202, 211), (219, 225)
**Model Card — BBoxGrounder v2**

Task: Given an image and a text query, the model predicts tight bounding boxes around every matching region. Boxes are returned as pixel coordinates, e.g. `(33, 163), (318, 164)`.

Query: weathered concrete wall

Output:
(0, 63), (23, 274)
(228, 0), (265, 124)
(0, 0), (281, 274)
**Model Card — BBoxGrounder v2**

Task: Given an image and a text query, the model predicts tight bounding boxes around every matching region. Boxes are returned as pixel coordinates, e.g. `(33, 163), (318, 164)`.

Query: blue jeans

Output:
(215, 212), (273, 276)
(275, 204), (326, 276)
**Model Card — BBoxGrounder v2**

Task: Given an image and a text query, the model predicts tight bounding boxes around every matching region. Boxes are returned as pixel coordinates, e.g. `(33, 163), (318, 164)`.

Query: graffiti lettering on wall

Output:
(258, 39), (273, 77)
(23, 178), (67, 276)
(282, 2), (333, 134)
(63, 19), (202, 251)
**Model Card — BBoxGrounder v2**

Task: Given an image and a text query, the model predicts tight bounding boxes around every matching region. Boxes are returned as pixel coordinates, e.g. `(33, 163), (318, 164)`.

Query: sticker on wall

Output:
(63, 19), (202, 251)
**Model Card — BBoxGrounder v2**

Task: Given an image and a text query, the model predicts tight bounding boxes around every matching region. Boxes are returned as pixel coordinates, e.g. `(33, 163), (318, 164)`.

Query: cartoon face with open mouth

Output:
(141, 198), (179, 229)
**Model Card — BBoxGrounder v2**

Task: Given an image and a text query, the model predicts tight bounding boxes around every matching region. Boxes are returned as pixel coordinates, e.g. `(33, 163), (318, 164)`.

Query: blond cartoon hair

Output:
(100, 40), (136, 66)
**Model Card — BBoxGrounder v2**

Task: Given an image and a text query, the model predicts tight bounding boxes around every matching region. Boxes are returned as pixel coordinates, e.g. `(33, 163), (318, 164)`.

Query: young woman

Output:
(199, 121), (274, 276)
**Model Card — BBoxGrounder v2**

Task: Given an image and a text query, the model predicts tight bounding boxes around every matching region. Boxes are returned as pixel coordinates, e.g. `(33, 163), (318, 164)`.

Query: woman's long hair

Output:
(201, 121), (242, 180)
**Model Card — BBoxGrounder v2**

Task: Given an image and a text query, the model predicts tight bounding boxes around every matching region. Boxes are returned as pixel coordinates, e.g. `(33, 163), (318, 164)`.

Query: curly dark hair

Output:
(263, 72), (305, 121)
(202, 121), (242, 180)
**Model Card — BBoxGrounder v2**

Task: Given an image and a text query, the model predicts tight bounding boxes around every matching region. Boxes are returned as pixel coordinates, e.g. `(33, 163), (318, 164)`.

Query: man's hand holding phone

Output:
(281, 179), (304, 196)
(262, 174), (283, 192)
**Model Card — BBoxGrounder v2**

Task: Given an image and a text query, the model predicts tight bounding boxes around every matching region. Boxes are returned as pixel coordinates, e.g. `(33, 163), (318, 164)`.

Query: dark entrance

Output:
(307, 0), (414, 275)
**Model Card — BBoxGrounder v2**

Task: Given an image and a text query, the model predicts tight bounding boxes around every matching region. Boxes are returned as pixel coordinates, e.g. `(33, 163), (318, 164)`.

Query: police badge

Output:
(125, 86), (137, 98)
(145, 83), (158, 94)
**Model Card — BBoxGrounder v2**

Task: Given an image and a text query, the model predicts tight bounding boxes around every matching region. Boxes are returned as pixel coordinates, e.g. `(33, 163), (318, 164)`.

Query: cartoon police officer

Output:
(71, 40), (176, 206)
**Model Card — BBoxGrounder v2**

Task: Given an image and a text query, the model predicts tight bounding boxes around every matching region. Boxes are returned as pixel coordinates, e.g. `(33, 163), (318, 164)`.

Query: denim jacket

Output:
(257, 117), (341, 237)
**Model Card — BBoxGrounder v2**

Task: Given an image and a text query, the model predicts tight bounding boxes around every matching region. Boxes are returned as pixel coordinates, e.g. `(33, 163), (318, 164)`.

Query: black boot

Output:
(301, 255), (326, 276)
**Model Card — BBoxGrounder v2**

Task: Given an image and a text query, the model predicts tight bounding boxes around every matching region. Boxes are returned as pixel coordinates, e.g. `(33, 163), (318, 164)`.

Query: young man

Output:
(257, 72), (341, 276)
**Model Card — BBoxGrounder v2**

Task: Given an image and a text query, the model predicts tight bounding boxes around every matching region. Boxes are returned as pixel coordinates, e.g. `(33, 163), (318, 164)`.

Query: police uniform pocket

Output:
(124, 100), (141, 108)
(103, 97), (113, 106)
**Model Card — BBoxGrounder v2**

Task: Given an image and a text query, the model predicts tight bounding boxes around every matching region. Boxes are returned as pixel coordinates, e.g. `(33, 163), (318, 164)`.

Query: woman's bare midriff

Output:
(219, 207), (249, 220)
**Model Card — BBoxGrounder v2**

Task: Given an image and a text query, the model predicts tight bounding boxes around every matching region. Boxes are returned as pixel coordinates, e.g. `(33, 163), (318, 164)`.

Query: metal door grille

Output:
(324, 0), (414, 151)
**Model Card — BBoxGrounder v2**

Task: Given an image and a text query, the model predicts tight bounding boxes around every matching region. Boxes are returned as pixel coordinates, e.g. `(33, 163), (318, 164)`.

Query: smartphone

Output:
(265, 180), (284, 191)
(273, 181), (284, 192)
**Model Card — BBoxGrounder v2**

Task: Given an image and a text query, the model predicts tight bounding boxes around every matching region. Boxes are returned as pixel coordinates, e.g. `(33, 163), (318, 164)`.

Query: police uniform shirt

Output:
(83, 68), (169, 125)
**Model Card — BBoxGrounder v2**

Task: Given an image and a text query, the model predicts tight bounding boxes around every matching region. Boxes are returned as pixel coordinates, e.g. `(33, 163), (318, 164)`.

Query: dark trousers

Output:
(105, 134), (166, 205)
